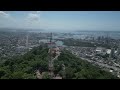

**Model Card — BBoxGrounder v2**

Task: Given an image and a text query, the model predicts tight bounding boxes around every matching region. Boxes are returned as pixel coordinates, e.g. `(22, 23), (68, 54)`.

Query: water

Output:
(55, 41), (66, 47)
(56, 41), (64, 46)
(72, 31), (120, 39)
(52, 31), (120, 40)
(27, 29), (120, 39)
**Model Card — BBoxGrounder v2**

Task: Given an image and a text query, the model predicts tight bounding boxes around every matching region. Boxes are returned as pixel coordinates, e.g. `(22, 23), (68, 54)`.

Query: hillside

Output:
(0, 45), (49, 79)
(0, 45), (118, 79)
(56, 50), (118, 79)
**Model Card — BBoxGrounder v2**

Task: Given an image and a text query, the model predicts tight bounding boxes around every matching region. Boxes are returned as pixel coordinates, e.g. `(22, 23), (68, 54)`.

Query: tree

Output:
(42, 72), (51, 79)
(0, 45), (117, 79)
(65, 67), (76, 79)
(58, 50), (118, 79)
(11, 71), (25, 79)
(22, 73), (35, 79)
(0, 68), (6, 78)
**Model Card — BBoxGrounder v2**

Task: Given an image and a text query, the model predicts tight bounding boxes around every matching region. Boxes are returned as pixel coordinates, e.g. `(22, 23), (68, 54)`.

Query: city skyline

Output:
(0, 11), (120, 31)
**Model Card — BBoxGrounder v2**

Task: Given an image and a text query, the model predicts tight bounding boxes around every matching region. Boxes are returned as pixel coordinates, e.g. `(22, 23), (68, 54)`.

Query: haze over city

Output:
(0, 11), (120, 32)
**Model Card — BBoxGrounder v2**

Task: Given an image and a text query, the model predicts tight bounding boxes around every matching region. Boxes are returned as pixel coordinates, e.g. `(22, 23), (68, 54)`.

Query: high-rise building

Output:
(109, 48), (115, 58)
(117, 42), (120, 55)
(26, 34), (29, 48)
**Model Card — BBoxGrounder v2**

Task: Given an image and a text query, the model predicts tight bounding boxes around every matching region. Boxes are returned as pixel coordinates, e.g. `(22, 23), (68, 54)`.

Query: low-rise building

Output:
(106, 49), (111, 54)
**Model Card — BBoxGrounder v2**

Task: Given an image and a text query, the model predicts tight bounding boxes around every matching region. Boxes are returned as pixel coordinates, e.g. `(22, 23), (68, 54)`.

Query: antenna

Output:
(48, 32), (54, 78)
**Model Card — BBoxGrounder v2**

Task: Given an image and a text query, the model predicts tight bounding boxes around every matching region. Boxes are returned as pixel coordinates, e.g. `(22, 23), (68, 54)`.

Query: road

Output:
(80, 57), (120, 71)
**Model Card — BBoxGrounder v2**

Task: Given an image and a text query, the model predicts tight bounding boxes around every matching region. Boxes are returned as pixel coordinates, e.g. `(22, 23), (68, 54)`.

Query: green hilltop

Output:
(0, 45), (118, 79)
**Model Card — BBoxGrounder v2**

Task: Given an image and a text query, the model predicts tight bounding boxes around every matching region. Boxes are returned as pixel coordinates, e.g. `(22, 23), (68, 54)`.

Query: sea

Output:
(70, 31), (120, 39)
(1, 28), (120, 40)
(29, 30), (120, 40)
(50, 31), (120, 40)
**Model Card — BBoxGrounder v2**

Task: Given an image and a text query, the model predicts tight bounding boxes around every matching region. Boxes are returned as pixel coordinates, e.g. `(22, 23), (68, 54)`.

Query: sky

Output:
(0, 11), (120, 31)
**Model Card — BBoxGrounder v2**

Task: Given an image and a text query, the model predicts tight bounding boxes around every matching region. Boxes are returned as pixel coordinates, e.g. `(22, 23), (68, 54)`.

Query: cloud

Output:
(27, 13), (40, 22)
(0, 11), (14, 23)
(36, 11), (41, 13)
(0, 11), (18, 29)
(21, 12), (42, 29)
(0, 11), (10, 18)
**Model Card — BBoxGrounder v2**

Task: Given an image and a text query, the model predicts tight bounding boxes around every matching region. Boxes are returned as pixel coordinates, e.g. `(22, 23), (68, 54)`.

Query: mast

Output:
(48, 32), (54, 78)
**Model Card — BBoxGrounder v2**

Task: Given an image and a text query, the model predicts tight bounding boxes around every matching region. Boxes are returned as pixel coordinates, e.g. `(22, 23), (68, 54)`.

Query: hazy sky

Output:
(0, 11), (120, 31)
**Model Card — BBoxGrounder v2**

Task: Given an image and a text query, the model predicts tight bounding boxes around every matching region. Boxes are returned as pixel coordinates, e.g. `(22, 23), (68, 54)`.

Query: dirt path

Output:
(36, 70), (42, 79)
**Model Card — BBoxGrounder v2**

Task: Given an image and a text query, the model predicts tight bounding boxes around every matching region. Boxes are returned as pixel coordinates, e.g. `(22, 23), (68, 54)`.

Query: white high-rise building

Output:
(109, 48), (115, 58)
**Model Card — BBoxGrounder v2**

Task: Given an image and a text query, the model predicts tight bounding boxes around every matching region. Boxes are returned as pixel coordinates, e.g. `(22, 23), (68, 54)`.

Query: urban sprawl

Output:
(0, 30), (120, 78)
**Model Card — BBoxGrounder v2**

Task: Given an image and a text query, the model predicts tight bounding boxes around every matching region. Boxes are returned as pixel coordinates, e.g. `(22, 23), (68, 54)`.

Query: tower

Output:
(48, 32), (54, 78)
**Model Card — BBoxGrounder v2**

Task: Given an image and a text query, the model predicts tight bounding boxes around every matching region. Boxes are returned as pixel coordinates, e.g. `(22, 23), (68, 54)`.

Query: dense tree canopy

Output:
(0, 45), (49, 79)
(55, 50), (118, 79)
(0, 45), (118, 79)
